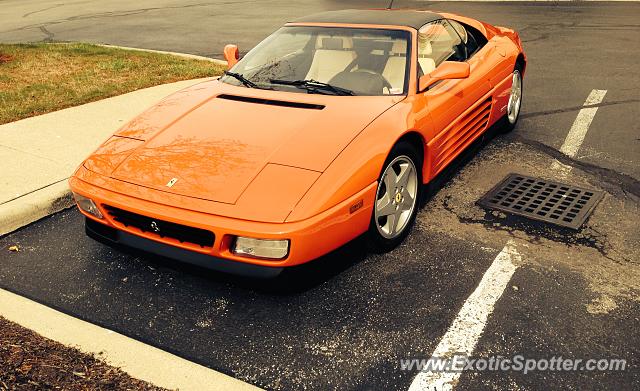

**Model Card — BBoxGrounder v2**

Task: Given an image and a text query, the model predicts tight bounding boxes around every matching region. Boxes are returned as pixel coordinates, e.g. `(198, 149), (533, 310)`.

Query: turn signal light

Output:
(73, 192), (103, 219)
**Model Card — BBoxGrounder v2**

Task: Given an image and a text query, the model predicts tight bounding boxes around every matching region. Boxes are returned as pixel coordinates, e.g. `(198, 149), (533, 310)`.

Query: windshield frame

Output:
(220, 25), (414, 96)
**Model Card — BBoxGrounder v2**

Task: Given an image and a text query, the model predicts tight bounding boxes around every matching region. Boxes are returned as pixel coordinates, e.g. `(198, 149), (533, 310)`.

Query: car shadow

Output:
(118, 234), (369, 295)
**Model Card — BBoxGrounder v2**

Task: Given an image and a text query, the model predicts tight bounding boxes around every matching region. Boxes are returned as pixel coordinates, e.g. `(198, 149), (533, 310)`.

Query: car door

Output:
(418, 19), (493, 179)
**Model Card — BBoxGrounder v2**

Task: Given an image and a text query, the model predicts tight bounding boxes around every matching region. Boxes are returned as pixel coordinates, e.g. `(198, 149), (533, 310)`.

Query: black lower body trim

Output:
(85, 218), (283, 278)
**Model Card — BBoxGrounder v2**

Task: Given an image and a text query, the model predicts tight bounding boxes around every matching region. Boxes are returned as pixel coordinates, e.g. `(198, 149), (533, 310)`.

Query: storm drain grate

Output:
(478, 173), (604, 229)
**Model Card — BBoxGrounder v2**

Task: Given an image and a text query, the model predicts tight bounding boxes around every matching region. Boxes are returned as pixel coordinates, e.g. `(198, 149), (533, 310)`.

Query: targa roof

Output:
(290, 9), (442, 29)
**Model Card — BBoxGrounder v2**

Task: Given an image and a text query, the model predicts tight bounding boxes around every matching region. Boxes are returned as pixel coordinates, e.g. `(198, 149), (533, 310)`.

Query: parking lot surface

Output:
(1, 1), (639, 390)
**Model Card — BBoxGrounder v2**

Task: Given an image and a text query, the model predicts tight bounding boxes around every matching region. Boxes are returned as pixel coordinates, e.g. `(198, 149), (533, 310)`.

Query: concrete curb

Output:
(96, 44), (228, 66)
(0, 181), (73, 237)
(1, 76), (217, 238)
(0, 288), (262, 391)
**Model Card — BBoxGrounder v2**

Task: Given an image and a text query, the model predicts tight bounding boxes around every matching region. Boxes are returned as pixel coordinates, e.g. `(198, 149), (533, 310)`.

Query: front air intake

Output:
(217, 94), (325, 110)
(103, 205), (215, 248)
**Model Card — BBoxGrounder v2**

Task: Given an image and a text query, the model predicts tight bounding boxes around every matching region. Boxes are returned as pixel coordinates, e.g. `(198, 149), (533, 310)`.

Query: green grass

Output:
(0, 43), (225, 124)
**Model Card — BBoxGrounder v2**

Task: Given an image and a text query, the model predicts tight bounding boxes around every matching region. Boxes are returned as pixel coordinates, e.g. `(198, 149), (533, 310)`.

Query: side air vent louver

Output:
(433, 97), (492, 174)
(217, 94), (325, 110)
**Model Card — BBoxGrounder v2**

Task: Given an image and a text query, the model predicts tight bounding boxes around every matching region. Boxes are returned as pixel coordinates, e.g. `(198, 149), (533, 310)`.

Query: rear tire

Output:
(499, 64), (524, 133)
(366, 142), (422, 253)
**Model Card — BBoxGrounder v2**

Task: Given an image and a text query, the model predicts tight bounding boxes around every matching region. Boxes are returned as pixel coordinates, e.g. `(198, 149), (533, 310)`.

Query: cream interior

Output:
(305, 34), (438, 92)
(305, 36), (355, 83)
(382, 40), (407, 92)
(418, 40), (436, 75)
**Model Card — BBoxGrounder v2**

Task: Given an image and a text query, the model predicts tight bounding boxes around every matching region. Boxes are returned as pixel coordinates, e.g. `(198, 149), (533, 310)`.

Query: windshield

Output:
(220, 26), (411, 96)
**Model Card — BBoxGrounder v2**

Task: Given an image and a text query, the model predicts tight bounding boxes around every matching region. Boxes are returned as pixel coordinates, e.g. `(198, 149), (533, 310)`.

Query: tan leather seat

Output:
(418, 40), (436, 75)
(305, 36), (355, 83)
(382, 40), (407, 93)
(418, 58), (436, 75)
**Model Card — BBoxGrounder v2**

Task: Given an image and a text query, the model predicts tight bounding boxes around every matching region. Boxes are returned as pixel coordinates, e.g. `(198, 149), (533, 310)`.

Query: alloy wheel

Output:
(374, 155), (419, 239)
(507, 70), (522, 124)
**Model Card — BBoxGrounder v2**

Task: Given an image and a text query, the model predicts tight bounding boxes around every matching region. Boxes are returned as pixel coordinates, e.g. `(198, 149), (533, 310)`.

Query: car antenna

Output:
(387, 0), (394, 10)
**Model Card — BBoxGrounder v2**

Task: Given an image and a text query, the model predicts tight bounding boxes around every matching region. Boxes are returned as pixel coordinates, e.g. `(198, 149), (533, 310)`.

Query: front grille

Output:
(103, 205), (215, 248)
(478, 174), (604, 229)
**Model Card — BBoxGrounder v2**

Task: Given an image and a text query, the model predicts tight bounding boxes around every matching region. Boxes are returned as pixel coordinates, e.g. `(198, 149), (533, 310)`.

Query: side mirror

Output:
(419, 61), (470, 92)
(223, 44), (239, 69)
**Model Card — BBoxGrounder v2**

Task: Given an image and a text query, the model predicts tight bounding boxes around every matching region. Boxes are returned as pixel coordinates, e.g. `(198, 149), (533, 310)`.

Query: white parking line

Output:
(408, 241), (521, 391)
(409, 88), (608, 391)
(0, 288), (261, 391)
(551, 89), (607, 174)
(558, 89), (607, 157)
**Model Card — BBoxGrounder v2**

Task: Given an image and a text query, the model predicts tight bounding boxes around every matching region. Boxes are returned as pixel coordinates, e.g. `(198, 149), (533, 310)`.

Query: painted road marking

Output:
(409, 89), (607, 390)
(558, 89), (607, 156)
(551, 89), (607, 174)
(0, 288), (261, 391)
(408, 241), (521, 391)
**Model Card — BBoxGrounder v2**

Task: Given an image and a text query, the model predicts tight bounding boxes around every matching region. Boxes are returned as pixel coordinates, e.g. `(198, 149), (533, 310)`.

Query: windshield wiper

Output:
(270, 79), (355, 96)
(223, 71), (270, 89)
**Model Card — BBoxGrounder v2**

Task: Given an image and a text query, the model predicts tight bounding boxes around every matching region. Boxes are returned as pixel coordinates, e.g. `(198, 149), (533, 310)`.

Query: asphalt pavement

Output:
(1, 1), (639, 390)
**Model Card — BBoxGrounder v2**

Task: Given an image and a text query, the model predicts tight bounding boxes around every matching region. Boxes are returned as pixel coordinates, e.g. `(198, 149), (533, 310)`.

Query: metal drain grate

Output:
(478, 173), (604, 229)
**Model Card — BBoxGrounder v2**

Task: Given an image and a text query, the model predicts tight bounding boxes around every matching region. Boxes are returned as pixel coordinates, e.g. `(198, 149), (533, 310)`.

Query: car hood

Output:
(99, 80), (402, 205)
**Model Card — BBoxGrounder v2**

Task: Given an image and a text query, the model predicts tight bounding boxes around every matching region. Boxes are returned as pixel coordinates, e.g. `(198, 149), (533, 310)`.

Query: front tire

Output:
(366, 142), (422, 253)
(499, 65), (523, 133)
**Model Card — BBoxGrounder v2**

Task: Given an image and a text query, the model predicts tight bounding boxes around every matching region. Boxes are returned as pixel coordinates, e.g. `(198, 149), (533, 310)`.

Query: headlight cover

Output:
(73, 192), (103, 219)
(232, 237), (289, 260)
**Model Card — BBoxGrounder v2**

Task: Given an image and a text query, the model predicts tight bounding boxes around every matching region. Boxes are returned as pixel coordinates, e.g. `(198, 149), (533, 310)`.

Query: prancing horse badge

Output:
(166, 177), (178, 188)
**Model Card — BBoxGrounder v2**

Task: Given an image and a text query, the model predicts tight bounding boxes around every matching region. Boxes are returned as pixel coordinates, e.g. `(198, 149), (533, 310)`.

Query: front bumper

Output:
(85, 218), (284, 278)
(69, 172), (376, 270)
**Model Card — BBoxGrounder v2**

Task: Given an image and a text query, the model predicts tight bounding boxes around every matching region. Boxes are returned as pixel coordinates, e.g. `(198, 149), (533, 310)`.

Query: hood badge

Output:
(166, 177), (178, 188)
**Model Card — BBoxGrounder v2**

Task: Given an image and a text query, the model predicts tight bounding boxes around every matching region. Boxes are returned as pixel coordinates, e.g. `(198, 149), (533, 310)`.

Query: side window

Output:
(448, 20), (487, 58)
(449, 20), (468, 45)
(417, 20), (466, 76)
(467, 24), (488, 51)
(465, 33), (479, 57)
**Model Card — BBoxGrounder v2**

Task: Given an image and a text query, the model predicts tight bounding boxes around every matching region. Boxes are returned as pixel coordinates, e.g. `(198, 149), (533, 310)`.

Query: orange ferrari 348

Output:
(70, 9), (526, 277)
